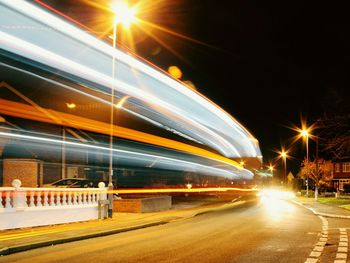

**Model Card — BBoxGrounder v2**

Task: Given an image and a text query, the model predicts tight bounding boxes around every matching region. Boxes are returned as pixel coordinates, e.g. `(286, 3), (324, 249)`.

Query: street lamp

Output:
(268, 164), (274, 177)
(279, 150), (288, 185)
(300, 128), (310, 197)
(108, 0), (137, 218)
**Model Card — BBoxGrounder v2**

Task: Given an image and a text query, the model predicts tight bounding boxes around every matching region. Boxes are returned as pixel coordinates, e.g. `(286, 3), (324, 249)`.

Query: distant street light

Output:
(108, 0), (137, 218)
(268, 164), (274, 177)
(300, 128), (310, 197)
(279, 149), (288, 185)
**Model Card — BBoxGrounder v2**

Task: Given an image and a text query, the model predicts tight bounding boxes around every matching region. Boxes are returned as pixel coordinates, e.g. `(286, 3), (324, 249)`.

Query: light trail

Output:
(0, 30), (240, 157)
(0, 131), (254, 179)
(0, 62), (203, 145)
(0, 98), (245, 171)
(0, 1), (262, 159)
(109, 187), (258, 194)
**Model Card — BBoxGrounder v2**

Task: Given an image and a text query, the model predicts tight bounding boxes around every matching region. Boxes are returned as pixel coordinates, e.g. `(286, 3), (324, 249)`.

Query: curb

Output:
(0, 199), (247, 256)
(292, 200), (350, 219)
(0, 221), (167, 256)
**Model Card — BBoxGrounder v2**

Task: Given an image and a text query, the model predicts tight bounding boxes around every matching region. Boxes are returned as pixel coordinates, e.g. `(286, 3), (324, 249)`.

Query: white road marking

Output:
(334, 229), (348, 263)
(310, 251), (322, 257)
(338, 247), (348, 253)
(305, 216), (328, 263)
(336, 253), (347, 259)
(305, 258), (318, 263)
(314, 246), (324, 252)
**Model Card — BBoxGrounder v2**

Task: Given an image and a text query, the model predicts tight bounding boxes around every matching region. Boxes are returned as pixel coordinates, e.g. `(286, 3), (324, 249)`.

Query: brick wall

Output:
(3, 159), (42, 187)
(113, 199), (142, 213)
(113, 196), (172, 213)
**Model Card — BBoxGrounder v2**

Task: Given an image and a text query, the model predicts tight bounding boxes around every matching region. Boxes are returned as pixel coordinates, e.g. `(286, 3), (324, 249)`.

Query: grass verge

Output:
(317, 197), (350, 206)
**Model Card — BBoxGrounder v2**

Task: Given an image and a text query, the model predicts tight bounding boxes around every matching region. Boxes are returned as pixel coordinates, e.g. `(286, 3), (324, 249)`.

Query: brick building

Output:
(332, 158), (350, 192)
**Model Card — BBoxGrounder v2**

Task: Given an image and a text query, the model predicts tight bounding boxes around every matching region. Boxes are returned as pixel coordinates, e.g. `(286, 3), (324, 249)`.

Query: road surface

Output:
(1, 197), (348, 263)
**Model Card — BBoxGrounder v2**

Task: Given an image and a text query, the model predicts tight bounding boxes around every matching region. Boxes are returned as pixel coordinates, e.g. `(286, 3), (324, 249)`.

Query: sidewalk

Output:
(294, 197), (350, 219)
(0, 198), (246, 256)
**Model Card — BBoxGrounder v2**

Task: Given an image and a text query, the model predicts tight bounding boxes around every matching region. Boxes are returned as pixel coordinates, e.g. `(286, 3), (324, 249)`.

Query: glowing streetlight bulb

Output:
(300, 129), (309, 138)
(280, 151), (287, 159)
(111, 1), (137, 27)
(279, 150), (288, 185)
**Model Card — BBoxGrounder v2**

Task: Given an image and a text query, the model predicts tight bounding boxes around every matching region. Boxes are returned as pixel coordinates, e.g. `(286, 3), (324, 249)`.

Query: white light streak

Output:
(0, 1), (261, 159)
(0, 131), (253, 179)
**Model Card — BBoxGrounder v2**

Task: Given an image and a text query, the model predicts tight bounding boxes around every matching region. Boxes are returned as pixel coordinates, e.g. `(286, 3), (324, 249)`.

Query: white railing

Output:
(0, 179), (108, 230)
(0, 187), (103, 209)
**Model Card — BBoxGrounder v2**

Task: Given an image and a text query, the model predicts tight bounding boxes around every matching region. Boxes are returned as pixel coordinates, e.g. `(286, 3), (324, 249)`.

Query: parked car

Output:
(42, 178), (93, 188)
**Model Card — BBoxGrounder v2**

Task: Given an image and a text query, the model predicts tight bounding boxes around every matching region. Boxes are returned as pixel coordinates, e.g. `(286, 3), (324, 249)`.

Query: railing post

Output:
(67, 191), (72, 205)
(5, 191), (11, 208)
(29, 191), (35, 207)
(0, 191), (3, 208)
(12, 179), (27, 210)
(37, 191), (42, 207)
(62, 192), (67, 206)
(43, 191), (49, 206)
(73, 192), (78, 205)
(56, 191), (61, 206)
(50, 191), (55, 206)
(98, 182), (108, 219)
(98, 182), (107, 201)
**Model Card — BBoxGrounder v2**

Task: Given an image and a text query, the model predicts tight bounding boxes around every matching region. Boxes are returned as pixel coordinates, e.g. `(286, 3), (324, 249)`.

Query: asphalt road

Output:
(1, 197), (346, 263)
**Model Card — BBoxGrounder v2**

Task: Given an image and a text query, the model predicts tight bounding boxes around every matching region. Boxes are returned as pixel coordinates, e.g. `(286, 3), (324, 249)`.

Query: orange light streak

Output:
(0, 98), (241, 168)
(108, 187), (258, 194)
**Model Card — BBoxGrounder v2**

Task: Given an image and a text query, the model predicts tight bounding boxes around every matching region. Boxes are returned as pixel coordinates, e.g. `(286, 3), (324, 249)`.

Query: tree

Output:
(318, 115), (350, 159)
(318, 89), (350, 159)
(299, 158), (333, 200)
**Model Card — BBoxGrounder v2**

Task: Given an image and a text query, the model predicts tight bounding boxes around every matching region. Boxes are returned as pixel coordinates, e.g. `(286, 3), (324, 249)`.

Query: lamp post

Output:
(268, 164), (274, 177)
(280, 150), (287, 185)
(300, 128), (309, 197)
(315, 136), (319, 200)
(267, 164), (274, 187)
(108, 0), (137, 218)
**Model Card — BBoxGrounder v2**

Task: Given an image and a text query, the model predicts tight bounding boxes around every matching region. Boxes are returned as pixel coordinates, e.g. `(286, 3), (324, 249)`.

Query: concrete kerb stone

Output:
(0, 199), (247, 256)
(0, 221), (168, 256)
(292, 200), (350, 219)
(0, 247), (9, 256)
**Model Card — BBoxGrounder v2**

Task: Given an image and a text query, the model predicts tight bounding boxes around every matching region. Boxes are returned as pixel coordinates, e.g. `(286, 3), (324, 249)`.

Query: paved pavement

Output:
(294, 197), (350, 219)
(0, 197), (245, 256)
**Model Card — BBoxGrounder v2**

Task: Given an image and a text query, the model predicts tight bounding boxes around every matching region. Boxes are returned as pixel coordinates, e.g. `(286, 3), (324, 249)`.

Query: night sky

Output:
(40, 0), (349, 174)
